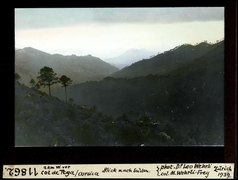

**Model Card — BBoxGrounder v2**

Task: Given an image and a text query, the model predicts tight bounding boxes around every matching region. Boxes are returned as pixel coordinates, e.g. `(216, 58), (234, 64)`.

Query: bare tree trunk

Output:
(65, 86), (67, 103)
(48, 84), (51, 96)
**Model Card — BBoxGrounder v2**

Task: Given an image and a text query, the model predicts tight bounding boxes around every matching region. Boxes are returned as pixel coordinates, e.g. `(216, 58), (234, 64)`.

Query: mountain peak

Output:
(195, 41), (212, 47)
(23, 47), (37, 50)
(19, 47), (51, 56)
(23, 47), (43, 52)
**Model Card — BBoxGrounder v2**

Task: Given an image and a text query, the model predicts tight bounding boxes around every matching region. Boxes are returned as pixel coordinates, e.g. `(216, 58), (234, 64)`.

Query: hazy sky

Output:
(15, 8), (224, 59)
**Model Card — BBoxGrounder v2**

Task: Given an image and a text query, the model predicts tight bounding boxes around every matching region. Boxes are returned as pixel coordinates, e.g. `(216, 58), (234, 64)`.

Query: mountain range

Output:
(15, 40), (224, 146)
(55, 40), (224, 145)
(15, 47), (118, 86)
(112, 41), (222, 78)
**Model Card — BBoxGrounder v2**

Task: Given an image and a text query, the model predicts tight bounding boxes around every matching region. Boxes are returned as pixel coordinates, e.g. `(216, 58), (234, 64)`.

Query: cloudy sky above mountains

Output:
(15, 8), (224, 59)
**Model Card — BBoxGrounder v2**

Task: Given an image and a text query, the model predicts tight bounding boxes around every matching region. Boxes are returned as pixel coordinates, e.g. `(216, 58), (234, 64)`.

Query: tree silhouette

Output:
(30, 79), (36, 88)
(37, 66), (58, 96)
(35, 82), (41, 90)
(59, 75), (72, 103)
(29, 79), (40, 90)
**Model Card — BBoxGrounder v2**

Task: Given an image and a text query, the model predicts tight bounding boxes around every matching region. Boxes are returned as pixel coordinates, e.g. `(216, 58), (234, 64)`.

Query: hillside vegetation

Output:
(15, 83), (176, 146)
(55, 41), (224, 145)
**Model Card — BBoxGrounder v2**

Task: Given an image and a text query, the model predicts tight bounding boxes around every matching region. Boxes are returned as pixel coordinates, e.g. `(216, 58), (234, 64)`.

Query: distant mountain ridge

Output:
(15, 47), (118, 86)
(105, 48), (156, 69)
(112, 41), (223, 78)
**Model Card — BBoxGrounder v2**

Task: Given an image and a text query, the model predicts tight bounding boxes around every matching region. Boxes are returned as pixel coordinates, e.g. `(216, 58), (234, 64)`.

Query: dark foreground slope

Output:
(55, 41), (224, 145)
(15, 83), (177, 146)
(15, 83), (117, 146)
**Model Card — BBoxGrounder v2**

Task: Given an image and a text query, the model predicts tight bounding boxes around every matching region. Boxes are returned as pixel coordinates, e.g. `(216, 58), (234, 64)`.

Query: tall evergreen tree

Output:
(59, 75), (72, 103)
(37, 66), (58, 96)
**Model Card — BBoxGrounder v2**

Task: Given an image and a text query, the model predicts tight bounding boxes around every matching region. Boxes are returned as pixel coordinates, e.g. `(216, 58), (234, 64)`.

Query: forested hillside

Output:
(55, 41), (224, 145)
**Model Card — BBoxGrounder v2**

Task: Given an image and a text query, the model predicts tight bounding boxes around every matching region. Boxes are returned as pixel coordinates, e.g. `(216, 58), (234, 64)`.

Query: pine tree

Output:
(37, 66), (58, 96)
(59, 75), (72, 103)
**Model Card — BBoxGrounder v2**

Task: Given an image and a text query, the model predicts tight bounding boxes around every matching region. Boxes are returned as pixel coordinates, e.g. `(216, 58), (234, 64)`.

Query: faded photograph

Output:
(15, 8), (224, 146)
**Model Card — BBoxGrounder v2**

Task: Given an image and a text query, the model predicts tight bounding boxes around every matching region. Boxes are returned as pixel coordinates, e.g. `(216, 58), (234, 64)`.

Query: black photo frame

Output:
(1, 0), (236, 176)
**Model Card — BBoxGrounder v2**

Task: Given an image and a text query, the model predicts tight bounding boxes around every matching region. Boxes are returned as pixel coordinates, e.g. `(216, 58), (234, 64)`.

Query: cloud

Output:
(94, 8), (224, 23)
(15, 7), (224, 30)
